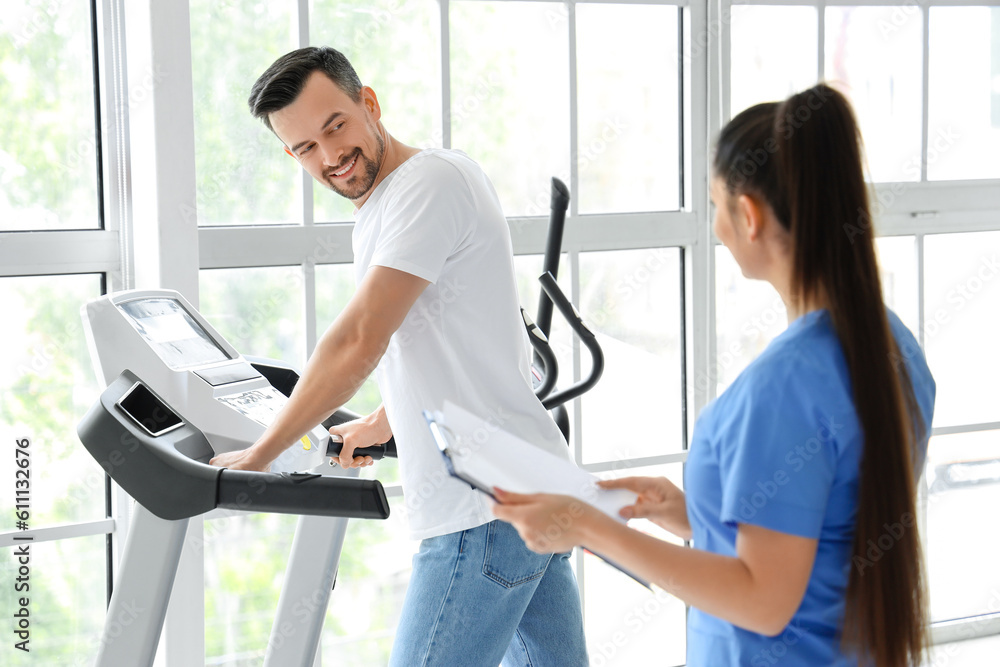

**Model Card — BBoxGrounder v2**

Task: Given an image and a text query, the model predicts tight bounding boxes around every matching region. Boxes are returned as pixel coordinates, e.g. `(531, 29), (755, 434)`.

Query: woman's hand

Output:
(492, 488), (600, 553)
(599, 476), (692, 540)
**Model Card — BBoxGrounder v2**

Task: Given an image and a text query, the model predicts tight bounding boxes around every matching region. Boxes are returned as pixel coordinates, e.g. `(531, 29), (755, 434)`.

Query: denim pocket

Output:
(482, 520), (553, 588)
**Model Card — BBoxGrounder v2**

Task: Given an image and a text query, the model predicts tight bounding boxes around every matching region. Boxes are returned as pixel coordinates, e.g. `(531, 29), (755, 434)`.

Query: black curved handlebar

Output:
(537, 272), (605, 410)
(533, 178), (570, 358)
(522, 308), (558, 400)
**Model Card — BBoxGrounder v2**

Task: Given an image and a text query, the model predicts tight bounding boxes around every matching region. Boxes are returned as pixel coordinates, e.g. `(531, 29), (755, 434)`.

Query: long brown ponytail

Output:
(714, 85), (928, 666)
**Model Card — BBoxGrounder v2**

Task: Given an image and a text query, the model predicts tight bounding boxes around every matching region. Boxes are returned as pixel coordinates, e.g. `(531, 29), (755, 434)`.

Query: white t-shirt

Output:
(352, 148), (570, 540)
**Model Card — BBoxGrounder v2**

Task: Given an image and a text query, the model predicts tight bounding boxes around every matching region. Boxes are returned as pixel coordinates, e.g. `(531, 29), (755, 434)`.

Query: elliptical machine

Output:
(521, 177), (603, 443)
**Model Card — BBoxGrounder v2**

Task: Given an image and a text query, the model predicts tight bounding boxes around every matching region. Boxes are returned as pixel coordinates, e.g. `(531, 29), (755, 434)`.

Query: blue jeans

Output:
(389, 520), (588, 667)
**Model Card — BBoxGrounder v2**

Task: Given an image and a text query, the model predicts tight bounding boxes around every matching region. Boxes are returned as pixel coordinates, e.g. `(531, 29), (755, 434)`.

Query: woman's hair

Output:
(713, 84), (928, 666)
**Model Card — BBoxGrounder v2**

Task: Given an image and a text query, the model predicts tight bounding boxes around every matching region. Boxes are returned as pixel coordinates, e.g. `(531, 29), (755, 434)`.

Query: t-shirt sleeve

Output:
(886, 309), (936, 475)
(368, 156), (475, 284)
(717, 362), (841, 539)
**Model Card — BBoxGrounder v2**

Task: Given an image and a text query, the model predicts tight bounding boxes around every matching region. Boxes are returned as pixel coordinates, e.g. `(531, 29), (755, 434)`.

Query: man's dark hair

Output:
(248, 46), (363, 132)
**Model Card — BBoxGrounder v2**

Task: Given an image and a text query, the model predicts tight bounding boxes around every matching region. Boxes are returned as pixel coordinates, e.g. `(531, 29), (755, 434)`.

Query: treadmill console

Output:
(82, 289), (327, 473)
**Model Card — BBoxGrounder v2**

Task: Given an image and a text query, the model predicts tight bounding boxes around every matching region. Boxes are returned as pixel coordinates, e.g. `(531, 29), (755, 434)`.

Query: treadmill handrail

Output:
(77, 370), (390, 520)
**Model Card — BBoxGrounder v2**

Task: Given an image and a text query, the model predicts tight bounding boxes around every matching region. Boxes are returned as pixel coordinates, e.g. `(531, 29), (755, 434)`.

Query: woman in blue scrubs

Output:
(493, 84), (935, 667)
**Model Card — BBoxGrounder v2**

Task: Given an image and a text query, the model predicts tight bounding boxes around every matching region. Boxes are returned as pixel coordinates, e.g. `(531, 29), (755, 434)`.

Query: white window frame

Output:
(0, 0), (130, 609)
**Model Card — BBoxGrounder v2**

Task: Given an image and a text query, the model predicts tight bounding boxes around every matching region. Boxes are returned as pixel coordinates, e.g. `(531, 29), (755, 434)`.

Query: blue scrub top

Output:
(684, 308), (935, 666)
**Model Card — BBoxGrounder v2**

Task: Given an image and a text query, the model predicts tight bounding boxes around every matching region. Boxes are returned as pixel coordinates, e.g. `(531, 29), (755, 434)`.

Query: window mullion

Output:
(817, 0), (825, 82)
(921, 3), (931, 182)
(440, 0), (451, 149)
(568, 1), (579, 216)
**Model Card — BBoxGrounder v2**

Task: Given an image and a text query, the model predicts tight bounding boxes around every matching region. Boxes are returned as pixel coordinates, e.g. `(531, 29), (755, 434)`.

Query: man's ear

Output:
(361, 86), (382, 123)
(736, 193), (765, 242)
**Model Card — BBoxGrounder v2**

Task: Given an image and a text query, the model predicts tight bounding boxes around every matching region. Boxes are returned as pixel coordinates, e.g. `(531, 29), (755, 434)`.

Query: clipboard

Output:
(424, 403), (652, 589)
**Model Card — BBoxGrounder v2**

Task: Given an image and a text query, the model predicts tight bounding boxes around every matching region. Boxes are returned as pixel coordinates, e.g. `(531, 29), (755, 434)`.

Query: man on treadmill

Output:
(209, 46), (587, 666)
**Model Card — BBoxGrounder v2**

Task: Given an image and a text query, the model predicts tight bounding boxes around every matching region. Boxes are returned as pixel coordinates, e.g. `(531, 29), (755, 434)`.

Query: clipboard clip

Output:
(424, 410), (496, 500)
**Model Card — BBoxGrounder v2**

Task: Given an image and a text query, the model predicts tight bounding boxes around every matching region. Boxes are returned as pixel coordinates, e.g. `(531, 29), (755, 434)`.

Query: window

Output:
(920, 230), (1000, 629)
(0, 1), (100, 231)
(729, 5), (817, 119)
(450, 1), (571, 217)
(825, 6), (923, 183)
(200, 266), (307, 368)
(928, 7), (1000, 181)
(0, 2), (119, 665)
(576, 4), (681, 213)
(189, 0), (299, 226)
(0, 275), (108, 666)
(578, 249), (684, 463)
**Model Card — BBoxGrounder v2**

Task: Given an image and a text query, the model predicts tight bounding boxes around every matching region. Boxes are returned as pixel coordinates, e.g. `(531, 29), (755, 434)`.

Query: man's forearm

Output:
(250, 318), (387, 464)
(247, 265), (429, 466)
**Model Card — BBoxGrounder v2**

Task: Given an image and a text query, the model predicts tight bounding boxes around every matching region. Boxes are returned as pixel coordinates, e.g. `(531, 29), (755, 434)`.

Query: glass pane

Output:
(203, 497), (416, 665)
(199, 266), (306, 368)
(928, 7), (1000, 181)
(315, 263), (397, 484)
(0, 534), (106, 665)
(714, 247), (786, 395)
(0, 0), (99, 230)
(204, 511), (297, 662)
(311, 0), (442, 223)
(583, 463), (685, 667)
(576, 4), (679, 213)
(825, 7), (923, 183)
(190, 0), (299, 226)
(320, 497), (419, 663)
(875, 235), (919, 335)
(450, 1), (570, 217)
(925, 430), (1000, 622)
(0, 275), (105, 525)
(923, 231), (1000, 427)
(578, 249), (683, 462)
(730, 6), (818, 117)
(715, 236), (921, 397)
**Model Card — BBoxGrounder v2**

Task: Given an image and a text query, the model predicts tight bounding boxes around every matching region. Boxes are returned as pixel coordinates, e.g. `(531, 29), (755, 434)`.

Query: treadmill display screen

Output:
(119, 298), (231, 369)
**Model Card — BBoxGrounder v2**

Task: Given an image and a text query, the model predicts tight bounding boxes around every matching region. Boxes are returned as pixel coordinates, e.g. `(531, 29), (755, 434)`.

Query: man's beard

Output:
(323, 131), (385, 201)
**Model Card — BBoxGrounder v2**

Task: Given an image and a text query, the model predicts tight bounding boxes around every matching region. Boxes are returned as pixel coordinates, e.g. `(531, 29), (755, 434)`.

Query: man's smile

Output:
(329, 152), (359, 179)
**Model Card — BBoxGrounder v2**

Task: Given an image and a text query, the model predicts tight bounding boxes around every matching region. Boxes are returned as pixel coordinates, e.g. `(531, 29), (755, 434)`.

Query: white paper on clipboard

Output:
(431, 401), (638, 518)
(426, 401), (651, 589)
